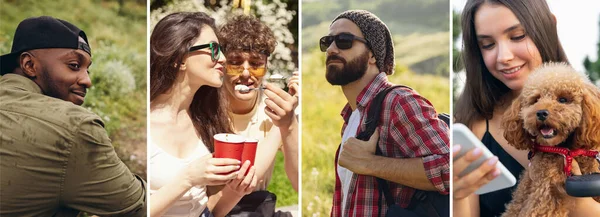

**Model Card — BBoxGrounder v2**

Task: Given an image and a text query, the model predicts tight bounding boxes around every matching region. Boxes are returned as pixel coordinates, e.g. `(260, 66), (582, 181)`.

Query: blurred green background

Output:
(301, 0), (450, 216)
(150, 0), (299, 208)
(0, 0), (148, 179)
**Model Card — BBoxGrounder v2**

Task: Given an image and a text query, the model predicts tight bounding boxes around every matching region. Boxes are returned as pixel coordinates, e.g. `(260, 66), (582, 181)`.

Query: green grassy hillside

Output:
(302, 0), (449, 78)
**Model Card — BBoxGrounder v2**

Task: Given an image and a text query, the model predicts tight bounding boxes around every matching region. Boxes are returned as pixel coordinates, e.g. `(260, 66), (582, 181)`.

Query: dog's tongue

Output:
(540, 127), (554, 137)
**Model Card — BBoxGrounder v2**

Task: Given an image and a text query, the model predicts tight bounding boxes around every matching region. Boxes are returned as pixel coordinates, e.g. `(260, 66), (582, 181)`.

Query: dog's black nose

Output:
(537, 110), (549, 121)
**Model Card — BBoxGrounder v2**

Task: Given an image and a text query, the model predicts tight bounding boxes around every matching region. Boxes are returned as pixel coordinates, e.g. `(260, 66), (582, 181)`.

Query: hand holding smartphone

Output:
(453, 123), (517, 195)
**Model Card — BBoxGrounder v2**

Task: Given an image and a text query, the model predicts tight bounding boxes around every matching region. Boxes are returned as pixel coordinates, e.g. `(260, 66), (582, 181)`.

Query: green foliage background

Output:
(0, 0), (148, 178)
(583, 17), (600, 83)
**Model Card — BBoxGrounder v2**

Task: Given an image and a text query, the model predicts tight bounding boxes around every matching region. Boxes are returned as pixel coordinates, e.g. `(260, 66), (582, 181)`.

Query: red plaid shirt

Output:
(331, 73), (450, 217)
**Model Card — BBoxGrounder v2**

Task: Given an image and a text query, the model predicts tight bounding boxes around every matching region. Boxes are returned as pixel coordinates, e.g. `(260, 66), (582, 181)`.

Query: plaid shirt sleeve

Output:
(386, 89), (450, 194)
(331, 146), (343, 217)
(331, 104), (351, 217)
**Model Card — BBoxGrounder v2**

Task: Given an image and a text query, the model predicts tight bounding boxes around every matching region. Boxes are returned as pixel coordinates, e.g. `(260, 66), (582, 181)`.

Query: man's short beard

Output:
(39, 65), (62, 101)
(40, 65), (67, 101)
(325, 50), (369, 86)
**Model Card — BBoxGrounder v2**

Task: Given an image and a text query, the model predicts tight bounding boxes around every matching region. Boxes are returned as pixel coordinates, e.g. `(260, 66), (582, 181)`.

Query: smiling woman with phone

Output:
(452, 0), (600, 216)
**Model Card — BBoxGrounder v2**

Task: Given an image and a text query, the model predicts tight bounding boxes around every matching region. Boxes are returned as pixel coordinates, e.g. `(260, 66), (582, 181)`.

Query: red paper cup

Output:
(213, 133), (245, 161)
(242, 138), (259, 167)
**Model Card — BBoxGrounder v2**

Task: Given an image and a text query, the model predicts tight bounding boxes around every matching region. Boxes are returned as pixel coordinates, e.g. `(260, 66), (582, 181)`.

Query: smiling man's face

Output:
(29, 39), (93, 105)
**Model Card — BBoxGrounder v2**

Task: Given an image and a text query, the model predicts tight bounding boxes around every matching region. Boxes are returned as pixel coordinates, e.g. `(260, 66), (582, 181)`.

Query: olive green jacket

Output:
(0, 74), (146, 217)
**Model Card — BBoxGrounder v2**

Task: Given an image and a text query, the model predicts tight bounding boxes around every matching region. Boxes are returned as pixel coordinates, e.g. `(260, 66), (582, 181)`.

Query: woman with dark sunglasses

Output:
(219, 14), (299, 216)
(149, 12), (258, 217)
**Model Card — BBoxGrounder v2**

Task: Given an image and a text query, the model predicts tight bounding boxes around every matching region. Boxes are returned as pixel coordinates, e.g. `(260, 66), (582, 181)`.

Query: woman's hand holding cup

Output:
(225, 160), (258, 196)
(182, 154), (240, 187)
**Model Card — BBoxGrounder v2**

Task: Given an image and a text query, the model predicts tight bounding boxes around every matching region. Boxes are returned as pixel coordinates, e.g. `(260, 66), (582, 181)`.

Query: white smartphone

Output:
(453, 123), (517, 195)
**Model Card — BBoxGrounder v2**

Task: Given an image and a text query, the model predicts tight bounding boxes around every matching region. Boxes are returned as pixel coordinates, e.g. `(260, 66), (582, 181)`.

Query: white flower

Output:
(151, 0), (298, 78)
(311, 167), (319, 177)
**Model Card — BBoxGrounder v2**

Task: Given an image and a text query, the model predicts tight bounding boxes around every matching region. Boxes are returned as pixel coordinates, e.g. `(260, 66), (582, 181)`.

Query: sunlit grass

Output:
(268, 152), (299, 207)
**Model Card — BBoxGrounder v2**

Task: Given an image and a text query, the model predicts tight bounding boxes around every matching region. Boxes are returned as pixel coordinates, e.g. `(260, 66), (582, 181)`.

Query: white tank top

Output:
(149, 138), (210, 217)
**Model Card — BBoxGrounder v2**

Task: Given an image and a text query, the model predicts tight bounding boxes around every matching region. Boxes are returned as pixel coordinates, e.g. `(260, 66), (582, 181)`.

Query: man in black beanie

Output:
(0, 16), (146, 216)
(320, 10), (449, 217)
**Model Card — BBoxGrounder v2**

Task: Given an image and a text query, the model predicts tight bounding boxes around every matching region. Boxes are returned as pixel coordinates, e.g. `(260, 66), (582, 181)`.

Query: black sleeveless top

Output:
(479, 119), (525, 217)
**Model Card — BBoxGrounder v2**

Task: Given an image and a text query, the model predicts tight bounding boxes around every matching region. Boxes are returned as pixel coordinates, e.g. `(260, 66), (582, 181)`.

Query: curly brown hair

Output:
(219, 14), (276, 56)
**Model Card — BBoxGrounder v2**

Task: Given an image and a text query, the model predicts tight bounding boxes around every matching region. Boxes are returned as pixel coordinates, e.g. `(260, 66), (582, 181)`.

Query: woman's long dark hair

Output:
(150, 12), (233, 151)
(455, 0), (569, 127)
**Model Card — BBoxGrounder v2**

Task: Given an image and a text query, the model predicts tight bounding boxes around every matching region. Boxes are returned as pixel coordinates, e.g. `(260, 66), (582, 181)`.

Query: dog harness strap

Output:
(532, 144), (599, 176)
(566, 156), (574, 177)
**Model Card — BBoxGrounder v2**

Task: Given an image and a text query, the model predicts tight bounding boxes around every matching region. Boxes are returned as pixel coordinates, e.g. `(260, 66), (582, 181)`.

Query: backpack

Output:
(355, 85), (450, 217)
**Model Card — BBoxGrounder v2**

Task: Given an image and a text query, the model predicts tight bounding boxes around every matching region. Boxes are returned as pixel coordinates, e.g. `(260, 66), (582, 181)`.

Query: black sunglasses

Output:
(189, 42), (221, 61)
(319, 33), (368, 52)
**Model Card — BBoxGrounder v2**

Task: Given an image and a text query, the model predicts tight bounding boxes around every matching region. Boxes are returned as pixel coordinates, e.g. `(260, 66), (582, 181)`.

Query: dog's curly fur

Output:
(500, 63), (600, 217)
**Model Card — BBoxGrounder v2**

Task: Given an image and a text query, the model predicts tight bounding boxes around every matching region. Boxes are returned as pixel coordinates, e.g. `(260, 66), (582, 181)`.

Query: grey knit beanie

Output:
(332, 10), (395, 75)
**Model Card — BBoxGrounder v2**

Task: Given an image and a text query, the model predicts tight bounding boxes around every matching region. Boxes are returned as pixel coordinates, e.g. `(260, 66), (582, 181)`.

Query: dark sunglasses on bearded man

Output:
(319, 33), (368, 52)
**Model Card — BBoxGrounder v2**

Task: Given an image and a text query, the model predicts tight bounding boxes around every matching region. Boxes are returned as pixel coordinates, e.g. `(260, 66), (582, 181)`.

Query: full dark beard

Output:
(325, 50), (369, 85)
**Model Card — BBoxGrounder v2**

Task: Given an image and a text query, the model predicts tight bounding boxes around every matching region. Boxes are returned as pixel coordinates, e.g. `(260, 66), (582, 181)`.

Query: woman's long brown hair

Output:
(150, 12), (233, 151)
(455, 0), (569, 127)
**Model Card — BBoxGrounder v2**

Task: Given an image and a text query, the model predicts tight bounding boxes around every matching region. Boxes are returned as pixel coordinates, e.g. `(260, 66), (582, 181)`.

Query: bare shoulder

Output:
(470, 118), (487, 141)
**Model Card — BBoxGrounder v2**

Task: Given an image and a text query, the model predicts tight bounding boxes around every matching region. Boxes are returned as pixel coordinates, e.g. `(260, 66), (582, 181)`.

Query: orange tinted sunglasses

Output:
(225, 64), (267, 77)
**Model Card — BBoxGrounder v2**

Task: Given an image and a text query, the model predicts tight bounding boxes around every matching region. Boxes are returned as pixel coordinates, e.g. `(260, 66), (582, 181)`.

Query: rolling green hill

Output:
(302, 0), (450, 76)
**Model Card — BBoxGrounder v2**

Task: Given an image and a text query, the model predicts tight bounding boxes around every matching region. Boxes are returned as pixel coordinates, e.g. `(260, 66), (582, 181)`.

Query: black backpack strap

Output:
(364, 85), (447, 217)
(438, 113), (450, 127)
(355, 85), (410, 141)
(358, 85), (408, 216)
(357, 85), (450, 141)
(376, 173), (395, 216)
(410, 191), (444, 217)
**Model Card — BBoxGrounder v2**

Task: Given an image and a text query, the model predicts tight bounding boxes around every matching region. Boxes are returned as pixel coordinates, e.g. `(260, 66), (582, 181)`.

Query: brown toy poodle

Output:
(501, 63), (600, 217)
